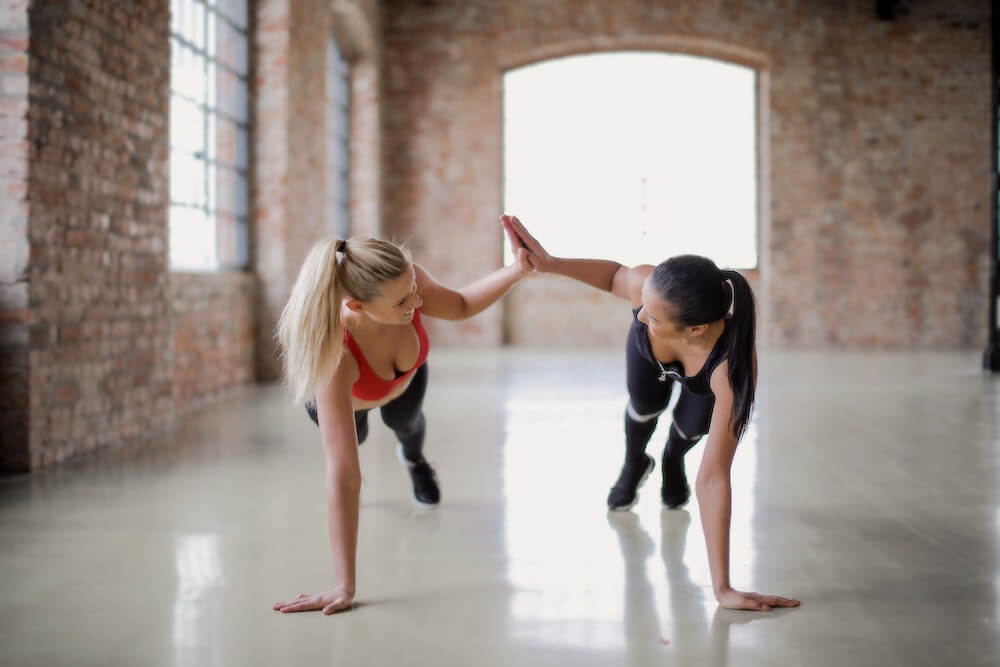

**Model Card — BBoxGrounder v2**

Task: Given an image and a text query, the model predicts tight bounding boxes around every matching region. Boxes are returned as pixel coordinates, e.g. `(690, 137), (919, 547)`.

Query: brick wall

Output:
(13, 0), (173, 471)
(170, 272), (255, 414)
(767, 3), (990, 347)
(5, 0), (986, 470)
(0, 0), (258, 472)
(382, 0), (991, 348)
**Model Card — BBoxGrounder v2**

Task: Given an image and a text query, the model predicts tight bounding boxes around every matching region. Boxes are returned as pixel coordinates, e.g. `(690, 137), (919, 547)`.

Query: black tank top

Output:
(628, 308), (730, 397)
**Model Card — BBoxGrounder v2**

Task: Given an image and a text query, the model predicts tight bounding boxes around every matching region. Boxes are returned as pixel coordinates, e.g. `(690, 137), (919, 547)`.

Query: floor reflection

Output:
(172, 534), (223, 667)
(501, 389), (764, 657)
(502, 396), (628, 650)
(2, 350), (993, 666)
(609, 510), (777, 666)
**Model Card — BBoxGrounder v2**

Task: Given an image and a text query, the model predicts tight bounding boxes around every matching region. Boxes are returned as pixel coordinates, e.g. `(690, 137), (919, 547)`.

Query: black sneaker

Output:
(607, 454), (655, 511)
(660, 456), (690, 509)
(398, 445), (440, 505)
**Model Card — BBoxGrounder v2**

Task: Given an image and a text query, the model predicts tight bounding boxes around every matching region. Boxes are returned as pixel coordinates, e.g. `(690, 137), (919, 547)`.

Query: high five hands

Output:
(502, 214), (553, 274)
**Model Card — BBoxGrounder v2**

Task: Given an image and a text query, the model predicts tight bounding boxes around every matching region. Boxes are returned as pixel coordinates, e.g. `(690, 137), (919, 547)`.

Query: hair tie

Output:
(724, 278), (735, 318)
(335, 239), (346, 254)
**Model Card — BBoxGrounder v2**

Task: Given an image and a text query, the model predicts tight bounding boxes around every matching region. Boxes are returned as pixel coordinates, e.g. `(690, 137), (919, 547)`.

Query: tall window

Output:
(326, 36), (350, 239)
(504, 52), (758, 269)
(169, 0), (249, 270)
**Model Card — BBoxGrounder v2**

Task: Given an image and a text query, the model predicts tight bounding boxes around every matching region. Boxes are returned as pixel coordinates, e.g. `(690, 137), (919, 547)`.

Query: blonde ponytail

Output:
(277, 238), (344, 402)
(276, 236), (411, 402)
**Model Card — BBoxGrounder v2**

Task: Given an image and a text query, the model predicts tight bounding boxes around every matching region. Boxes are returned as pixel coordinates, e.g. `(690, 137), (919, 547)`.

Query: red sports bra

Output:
(343, 309), (430, 401)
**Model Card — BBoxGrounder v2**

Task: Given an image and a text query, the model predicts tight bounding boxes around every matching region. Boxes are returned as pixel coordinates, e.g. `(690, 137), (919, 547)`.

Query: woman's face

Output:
(637, 277), (682, 339)
(358, 264), (422, 325)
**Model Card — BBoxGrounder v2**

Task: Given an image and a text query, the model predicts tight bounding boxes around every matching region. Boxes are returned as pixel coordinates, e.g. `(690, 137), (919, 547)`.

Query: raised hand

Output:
(501, 214), (554, 272)
(273, 585), (355, 615)
(716, 587), (800, 612)
(510, 241), (535, 276)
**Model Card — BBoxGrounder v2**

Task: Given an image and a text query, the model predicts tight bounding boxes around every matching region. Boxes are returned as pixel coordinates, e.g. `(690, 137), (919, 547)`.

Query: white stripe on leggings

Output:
(626, 402), (665, 423)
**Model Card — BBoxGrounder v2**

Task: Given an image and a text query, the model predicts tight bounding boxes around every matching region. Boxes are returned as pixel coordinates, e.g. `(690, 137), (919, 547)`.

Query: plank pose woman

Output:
(502, 215), (799, 612)
(273, 236), (531, 614)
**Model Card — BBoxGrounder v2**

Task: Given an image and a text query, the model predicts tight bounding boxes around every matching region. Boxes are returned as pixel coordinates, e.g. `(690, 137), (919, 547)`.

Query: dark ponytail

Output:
(650, 256), (757, 440)
(719, 269), (756, 441)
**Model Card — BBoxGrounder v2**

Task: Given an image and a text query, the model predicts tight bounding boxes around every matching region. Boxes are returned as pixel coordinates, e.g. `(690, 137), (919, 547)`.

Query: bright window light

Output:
(503, 52), (758, 269)
(169, 0), (249, 271)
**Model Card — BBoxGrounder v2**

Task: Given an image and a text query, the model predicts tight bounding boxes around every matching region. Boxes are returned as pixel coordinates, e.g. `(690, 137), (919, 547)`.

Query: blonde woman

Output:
(272, 234), (531, 615)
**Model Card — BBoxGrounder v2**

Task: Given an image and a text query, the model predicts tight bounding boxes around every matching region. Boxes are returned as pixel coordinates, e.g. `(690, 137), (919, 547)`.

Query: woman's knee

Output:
(672, 394), (713, 440)
(383, 409), (425, 439)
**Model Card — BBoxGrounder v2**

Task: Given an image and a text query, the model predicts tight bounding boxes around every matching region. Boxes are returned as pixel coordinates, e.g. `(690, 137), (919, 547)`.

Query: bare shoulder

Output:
(629, 264), (655, 303)
(412, 261), (449, 299)
(413, 263), (436, 289)
(317, 344), (360, 404)
(630, 264), (655, 281)
(709, 359), (732, 397)
(411, 261), (466, 320)
(612, 264), (655, 307)
(335, 346), (361, 384)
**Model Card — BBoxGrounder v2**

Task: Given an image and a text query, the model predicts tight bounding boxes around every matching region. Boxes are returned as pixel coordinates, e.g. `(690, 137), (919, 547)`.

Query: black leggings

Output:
(305, 363), (428, 463)
(625, 334), (714, 466)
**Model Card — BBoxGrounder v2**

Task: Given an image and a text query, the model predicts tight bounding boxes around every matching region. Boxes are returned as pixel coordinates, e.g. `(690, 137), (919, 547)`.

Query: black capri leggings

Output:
(623, 331), (714, 466)
(305, 362), (429, 462)
(626, 341), (714, 441)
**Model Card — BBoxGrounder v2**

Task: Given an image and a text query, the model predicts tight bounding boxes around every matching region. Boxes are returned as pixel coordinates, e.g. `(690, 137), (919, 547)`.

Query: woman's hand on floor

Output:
(716, 587), (800, 611)
(273, 585), (355, 615)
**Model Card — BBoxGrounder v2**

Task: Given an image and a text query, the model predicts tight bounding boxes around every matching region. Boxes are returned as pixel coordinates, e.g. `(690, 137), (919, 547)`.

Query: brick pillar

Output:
(251, 0), (292, 382)
(349, 59), (380, 238)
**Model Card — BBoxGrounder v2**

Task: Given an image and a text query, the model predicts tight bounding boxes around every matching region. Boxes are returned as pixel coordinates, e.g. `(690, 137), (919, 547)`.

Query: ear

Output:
(687, 323), (710, 337)
(344, 298), (365, 313)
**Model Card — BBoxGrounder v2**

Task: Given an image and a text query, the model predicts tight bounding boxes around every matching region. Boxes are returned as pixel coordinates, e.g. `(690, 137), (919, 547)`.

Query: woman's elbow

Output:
(695, 469), (730, 498)
(325, 468), (362, 497)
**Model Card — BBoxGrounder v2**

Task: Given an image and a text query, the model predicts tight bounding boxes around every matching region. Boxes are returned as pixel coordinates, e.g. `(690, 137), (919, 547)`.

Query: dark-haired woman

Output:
(501, 215), (799, 612)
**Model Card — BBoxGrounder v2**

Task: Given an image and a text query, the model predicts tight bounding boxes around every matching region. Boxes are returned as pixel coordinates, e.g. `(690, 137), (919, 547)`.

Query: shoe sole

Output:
(608, 457), (655, 512)
(396, 444), (440, 507)
(661, 496), (690, 510)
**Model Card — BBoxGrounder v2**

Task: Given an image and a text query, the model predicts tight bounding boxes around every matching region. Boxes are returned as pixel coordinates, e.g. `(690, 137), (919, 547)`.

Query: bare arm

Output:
(697, 364), (739, 600)
(698, 361), (799, 611)
(316, 355), (362, 601)
(273, 353), (361, 615)
(414, 262), (527, 321)
(501, 214), (653, 307)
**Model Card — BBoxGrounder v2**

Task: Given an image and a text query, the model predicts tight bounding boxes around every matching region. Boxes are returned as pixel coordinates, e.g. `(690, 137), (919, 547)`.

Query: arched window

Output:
(504, 52), (758, 269)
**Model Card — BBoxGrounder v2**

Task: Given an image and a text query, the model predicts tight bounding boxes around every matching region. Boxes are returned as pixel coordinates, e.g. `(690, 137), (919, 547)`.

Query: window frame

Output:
(168, 0), (250, 271)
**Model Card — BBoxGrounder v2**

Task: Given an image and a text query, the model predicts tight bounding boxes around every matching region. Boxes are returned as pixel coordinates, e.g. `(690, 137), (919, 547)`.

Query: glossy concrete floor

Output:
(1, 349), (999, 666)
